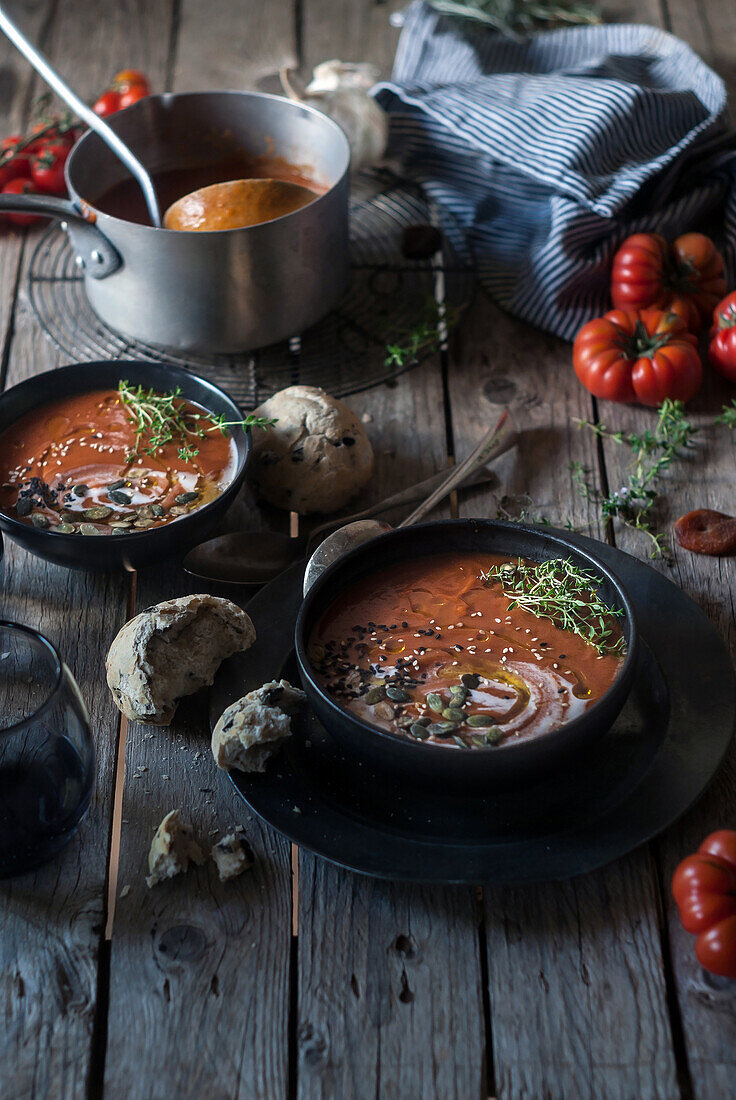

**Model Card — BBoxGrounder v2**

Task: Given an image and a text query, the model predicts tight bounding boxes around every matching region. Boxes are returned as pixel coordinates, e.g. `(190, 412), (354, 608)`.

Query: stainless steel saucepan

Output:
(0, 92), (351, 353)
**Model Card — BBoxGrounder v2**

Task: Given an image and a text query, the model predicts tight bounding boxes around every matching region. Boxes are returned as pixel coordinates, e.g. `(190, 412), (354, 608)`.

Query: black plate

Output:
(210, 533), (735, 884)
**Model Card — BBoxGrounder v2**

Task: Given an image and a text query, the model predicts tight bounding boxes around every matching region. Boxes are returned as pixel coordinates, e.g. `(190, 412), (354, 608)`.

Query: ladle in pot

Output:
(164, 178), (318, 231)
(0, 3), (162, 227)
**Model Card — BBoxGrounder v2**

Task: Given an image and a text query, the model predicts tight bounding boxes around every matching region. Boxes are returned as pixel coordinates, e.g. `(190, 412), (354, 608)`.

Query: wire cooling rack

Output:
(27, 173), (475, 408)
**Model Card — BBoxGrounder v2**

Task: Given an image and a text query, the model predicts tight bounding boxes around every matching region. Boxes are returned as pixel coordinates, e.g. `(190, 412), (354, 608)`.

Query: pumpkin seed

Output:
(30, 513), (50, 529)
(60, 510), (77, 522)
(16, 498), (33, 517)
(485, 727), (504, 745)
(72, 484), (88, 498)
(396, 715), (415, 729)
(83, 506), (112, 521)
(55, 522), (76, 534)
(426, 692), (445, 713)
(309, 643), (326, 663)
(427, 721), (458, 737)
(410, 722), (430, 740)
(461, 673), (481, 689)
(413, 716), (431, 726)
(108, 489), (131, 506)
(365, 685), (386, 705)
(134, 518), (154, 529)
(112, 527), (129, 534)
(109, 520), (132, 529)
(79, 523), (100, 536)
(107, 479), (126, 491)
(385, 685), (410, 703)
(466, 714), (496, 727)
(175, 491), (199, 505)
(442, 706), (465, 722)
(151, 503), (165, 517)
(137, 505), (155, 520)
(374, 701), (395, 721)
(169, 505), (188, 515)
(450, 685), (469, 702)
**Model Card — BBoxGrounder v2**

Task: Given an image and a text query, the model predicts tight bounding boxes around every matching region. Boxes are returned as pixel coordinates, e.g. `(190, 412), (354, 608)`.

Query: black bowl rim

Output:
(295, 518), (639, 759)
(0, 359), (251, 544)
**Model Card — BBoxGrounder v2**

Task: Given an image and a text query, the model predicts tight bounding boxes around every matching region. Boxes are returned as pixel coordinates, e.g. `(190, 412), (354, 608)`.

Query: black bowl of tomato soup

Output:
(295, 520), (638, 791)
(0, 360), (251, 571)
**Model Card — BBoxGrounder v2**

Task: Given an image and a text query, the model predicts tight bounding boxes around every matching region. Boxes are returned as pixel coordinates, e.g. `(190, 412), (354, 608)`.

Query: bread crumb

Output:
(146, 810), (204, 888)
(119, 884), (131, 898)
(212, 832), (255, 882)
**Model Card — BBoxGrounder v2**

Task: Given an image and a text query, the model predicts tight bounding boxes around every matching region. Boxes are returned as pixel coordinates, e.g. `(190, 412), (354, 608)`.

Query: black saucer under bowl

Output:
(211, 531), (735, 885)
(0, 360), (251, 571)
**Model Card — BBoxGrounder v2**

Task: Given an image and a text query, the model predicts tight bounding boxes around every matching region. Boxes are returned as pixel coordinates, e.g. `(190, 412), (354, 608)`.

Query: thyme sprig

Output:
(117, 381), (275, 464)
(574, 399), (699, 559)
(384, 301), (462, 371)
(482, 556), (625, 655)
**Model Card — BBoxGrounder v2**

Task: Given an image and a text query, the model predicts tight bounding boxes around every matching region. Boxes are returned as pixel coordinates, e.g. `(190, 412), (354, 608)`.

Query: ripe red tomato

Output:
(31, 142), (69, 195)
(1, 178), (43, 226)
(611, 232), (726, 332)
(112, 69), (150, 95)
(117, 85), (148, 110)
(0, 135), (32, 183)
(672, 830), (736, 979)
(93, 89), (120, 117)
(573, 308), (702, 406)
(708, 291), (736, 383)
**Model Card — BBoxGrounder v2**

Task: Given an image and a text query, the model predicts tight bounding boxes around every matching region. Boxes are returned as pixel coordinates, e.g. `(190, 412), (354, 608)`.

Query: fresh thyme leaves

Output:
(573, 399), (699, 559)
(117, 381), (275, 464)
(482, 557), (625, 656)
(384, 300), (462, 371)
(426, 0), (601, 38)
(715, 400), (736, 430)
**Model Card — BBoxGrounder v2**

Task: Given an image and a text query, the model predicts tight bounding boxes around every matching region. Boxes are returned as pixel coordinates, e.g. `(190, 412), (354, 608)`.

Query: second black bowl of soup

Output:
(295, 520), (638, 790)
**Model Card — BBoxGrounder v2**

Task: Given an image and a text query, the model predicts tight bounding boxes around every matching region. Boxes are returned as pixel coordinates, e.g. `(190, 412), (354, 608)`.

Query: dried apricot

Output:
(674, 509), (736, 556)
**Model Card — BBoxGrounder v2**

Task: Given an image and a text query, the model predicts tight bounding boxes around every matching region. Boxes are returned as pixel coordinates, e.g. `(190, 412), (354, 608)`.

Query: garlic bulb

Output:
(280, 64), (388, 172)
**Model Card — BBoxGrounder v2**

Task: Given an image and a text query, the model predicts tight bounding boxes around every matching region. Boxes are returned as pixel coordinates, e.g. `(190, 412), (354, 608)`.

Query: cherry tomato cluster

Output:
(573, 231), (736, 406)
(0, 70), (149, 229)
(93, 70), (150, 118)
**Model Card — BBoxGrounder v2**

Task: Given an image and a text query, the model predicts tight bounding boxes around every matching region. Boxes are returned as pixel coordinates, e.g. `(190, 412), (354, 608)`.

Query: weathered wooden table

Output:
(1, 0), (735, 1096)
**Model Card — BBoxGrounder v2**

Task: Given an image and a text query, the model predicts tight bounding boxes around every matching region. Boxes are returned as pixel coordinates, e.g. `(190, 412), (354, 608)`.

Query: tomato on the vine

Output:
(572, 307), (702, 406)
(610, 232), (726, 332)
(117, 85), (148, 110)
(672, 830), (736, 980)
(1, 178), (43, 226)
(31, 142), (69, 195)
(93, 89), (120, 117)
(708, 291), (736, 383)
(112, 69), (149, 96)
(0, 135), (32, 184)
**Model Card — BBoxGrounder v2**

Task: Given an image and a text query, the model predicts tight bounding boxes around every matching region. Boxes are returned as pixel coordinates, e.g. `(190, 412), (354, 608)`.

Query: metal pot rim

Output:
(64, 89), (352, 236)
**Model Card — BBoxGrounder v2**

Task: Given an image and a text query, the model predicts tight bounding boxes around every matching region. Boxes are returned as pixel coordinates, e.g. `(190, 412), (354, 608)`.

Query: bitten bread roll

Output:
(212, 829), (255, 882)
(249, 385), (373, 513)
(146, 810), (204, 888)
(212, 679), (306, 772)
(106, 594), (256, 725)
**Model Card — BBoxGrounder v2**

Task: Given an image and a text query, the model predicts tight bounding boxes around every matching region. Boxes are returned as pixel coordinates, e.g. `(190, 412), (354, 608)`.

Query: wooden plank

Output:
(294, 10), (486, 1098)
(300, 0), (404, 80)
(103, 4), (296, 1098)
(0, 0), (54, 379)
(295, 361), (486, 1100)
(446, 296), (680, 1099)
(0, 1), (175, 1097)
(172, 0), (297, 91)
(595, 1), (736, 1094)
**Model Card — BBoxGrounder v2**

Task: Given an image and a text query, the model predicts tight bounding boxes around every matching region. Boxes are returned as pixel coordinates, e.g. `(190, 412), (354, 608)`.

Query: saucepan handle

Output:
(0, 193), (121, 278)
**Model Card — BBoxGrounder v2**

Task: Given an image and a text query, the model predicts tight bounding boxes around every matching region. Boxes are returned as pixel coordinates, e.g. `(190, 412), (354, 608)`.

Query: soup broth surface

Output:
(0, 388), (237, 535)
(91, 155), (324, 226)
(309, 552), (625, 748)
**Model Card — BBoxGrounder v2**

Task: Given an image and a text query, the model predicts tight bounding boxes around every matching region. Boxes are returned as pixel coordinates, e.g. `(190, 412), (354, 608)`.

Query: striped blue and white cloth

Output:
(373, 2), (736, 340)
